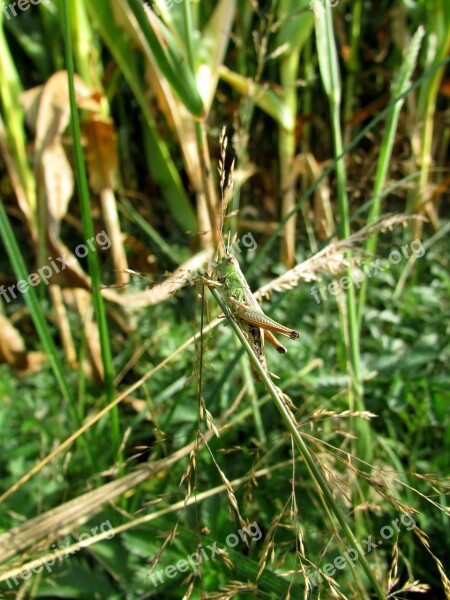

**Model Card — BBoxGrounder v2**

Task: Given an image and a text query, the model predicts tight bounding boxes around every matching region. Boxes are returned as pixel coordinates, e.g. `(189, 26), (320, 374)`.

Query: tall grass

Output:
(0, 1), (449, 598)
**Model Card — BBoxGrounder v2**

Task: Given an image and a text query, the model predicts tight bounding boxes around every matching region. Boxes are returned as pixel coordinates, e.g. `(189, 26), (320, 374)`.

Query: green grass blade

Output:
(315, 0), (374, 553)
(62, 0), (119, 450)
(0, 199), (76, 421)
(357, 27), (425, 326)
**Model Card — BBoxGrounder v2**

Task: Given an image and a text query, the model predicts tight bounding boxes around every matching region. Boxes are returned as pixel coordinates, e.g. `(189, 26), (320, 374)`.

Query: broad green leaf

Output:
(197, 0), (237, 112)
(127, 0), (204, 117)
(276, 0), (314, 56)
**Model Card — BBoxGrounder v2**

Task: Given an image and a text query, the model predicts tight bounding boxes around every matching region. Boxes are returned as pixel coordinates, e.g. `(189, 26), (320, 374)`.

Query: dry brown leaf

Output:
(72, 288), (104, 385)
(20, 71), (100, 291)
(0, 313), (28, 369)
(0, 314), (45, 373)
(31, 72), (99, 232)
(83, 115), (118, 193)
(19, 73), (117, 383)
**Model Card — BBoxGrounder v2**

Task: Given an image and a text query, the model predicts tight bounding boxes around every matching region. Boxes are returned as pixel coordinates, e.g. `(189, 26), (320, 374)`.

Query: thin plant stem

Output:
(343, 0), (362, 146)
(207, 282), (386, 600)
(315, 4), (370, 459)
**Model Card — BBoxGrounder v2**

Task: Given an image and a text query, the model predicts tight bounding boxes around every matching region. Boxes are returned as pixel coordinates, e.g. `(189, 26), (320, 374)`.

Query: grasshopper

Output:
(216, 250), (300, 380)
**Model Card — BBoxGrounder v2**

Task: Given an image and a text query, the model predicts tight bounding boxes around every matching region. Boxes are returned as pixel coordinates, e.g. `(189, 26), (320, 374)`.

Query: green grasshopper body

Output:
(217, 252), (300, 380)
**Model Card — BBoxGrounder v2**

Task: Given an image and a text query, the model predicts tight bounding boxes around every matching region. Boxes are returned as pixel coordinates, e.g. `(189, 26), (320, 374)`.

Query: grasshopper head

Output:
(217, 253), (236, 282)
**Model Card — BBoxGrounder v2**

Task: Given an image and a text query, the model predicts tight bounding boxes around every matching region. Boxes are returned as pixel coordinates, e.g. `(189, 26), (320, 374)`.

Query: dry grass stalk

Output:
(256, 214), (426, 300)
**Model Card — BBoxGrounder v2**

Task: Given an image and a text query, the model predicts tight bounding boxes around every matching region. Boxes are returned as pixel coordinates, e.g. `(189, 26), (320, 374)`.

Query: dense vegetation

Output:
(0, 0), (449, 598)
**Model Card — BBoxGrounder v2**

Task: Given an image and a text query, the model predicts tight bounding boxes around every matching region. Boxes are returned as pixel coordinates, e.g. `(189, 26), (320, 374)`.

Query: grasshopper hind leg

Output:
(264, 330), (287, 354)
